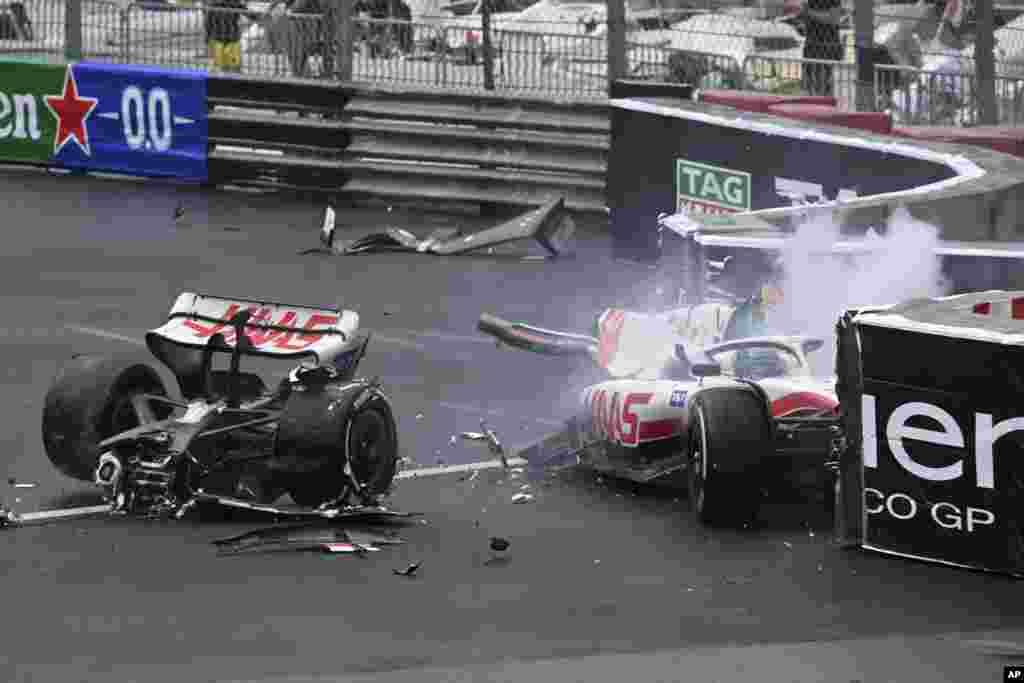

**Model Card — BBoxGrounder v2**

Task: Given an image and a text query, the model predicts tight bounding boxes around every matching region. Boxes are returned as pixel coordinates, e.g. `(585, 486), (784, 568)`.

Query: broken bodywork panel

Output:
(312, 197), (576, 258)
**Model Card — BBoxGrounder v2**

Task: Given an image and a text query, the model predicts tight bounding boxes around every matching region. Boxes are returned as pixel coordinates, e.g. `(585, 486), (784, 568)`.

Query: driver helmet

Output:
(734, 348), (788, 379)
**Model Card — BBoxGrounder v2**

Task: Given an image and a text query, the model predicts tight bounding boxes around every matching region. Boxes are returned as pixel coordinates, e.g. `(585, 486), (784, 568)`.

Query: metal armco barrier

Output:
(205, 73), (610, 213)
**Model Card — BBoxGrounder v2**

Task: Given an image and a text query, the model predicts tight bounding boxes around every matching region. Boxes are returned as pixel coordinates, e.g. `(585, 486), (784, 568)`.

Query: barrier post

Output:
(482, 0), (495, 90)
(975, 0), (997, 125)
(64, 0), (82, 61)
(606, 0), (626, 95)
(853, 0), (874, 112)
(335, 0), (354, 81)
(120, 2), (131, 63)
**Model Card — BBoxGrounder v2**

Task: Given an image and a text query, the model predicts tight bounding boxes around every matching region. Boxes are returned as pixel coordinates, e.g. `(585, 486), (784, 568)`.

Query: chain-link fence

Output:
(878, 61), (1024, 125)
(0, 0), (1018, 120)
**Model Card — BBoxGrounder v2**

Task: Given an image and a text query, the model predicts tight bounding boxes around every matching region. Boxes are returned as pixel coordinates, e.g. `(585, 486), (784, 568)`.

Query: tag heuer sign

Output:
(675, 160), (751, 214)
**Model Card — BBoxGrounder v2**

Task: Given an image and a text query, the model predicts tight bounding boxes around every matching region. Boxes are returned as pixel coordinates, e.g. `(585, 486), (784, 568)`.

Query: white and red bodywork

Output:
(580, 306), (838, 449)
(581, 375), (838, 449)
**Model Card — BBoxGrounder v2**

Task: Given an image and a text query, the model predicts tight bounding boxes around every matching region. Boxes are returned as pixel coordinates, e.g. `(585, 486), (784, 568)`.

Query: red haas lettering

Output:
(588, 389), (654, 447)
(183, 305), (339, 352)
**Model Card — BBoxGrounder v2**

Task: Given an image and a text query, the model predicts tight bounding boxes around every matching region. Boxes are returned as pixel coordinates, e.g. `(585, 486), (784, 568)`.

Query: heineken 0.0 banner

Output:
(0, 59), (207, 180)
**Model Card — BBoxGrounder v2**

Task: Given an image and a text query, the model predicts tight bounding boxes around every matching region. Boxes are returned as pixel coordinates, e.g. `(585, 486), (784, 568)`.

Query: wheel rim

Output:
(349, 409), (388, 487)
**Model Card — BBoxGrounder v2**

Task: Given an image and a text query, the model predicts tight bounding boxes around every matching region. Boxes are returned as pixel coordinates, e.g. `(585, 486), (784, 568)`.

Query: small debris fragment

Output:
(449, 435), (457, 446)
(511, 493), (534, 504)
(519, 484), (531, 492)
(415, 413), (424, 421)
(594, 559), (601, 565)
(783, 542), (793, 549)
(324, 543), (380, 554)
(173, 204), (185, 221)
(808, 530), (815, 538)
(0, 507), (19, 527)
(489, 537), (510, 553)
(816, 564), (824, 573)
(393, 561), (422, 577)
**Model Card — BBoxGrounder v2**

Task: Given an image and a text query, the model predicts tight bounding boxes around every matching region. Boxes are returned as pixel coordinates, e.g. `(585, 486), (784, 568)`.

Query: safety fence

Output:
(8, 0), (1024, 124)
(876, 62), (1024, 127)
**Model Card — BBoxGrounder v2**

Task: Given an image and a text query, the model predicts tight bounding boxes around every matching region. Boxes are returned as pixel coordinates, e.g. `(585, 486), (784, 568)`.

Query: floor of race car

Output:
(0, 170), (1021, 683)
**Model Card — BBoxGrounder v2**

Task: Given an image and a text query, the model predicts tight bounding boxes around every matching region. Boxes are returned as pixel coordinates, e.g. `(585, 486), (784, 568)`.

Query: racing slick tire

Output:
(275, 383), (399, 507)
(42, 354), (173, 481)
(687, 387), (771, 527)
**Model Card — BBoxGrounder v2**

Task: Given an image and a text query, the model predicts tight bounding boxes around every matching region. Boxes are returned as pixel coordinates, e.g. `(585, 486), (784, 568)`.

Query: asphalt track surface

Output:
(0, 170), (1022, 683)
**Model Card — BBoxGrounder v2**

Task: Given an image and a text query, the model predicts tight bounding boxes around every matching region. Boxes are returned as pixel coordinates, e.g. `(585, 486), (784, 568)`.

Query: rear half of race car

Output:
(834, 292), (1024, 576)
(42, 292), (402, 519)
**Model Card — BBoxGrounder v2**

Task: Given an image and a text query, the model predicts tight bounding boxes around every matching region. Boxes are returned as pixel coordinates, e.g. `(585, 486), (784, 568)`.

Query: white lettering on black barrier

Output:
(863, 394), (1024, 489)
(865, 488), (997, 532)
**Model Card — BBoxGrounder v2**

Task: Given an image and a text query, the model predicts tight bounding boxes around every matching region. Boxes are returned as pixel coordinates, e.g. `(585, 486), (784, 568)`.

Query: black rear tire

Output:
(688, 387), (770, 527)
(42, 355), (172, 481)
(278, 387), (398, 507)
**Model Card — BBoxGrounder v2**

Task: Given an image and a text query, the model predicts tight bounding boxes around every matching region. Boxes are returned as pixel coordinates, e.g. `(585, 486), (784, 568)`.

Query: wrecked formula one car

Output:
(42, 293), (404, 519)
(309, 196), (576, 258)
(476, 298), (841, 527)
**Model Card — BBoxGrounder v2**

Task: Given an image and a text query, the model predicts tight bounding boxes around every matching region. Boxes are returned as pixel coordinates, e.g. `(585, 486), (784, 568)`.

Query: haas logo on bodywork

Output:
(587, 389), (652, 447)
(184, 304), (339, 351)
(586, 389), (683, 447)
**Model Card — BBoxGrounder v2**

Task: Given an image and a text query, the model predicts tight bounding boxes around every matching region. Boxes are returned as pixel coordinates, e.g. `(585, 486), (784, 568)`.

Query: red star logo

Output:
(44, 67), (98, 156)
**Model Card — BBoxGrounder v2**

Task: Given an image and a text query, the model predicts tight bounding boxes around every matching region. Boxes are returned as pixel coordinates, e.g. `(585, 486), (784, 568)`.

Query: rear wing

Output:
(146, 292), (359, 365)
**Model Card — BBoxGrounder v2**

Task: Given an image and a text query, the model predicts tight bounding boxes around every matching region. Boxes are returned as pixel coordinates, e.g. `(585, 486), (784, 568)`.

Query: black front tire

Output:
(687, 388), (769, 527)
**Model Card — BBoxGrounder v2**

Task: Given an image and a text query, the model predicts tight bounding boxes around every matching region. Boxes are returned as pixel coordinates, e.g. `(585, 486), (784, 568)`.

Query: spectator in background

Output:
(795, 0), (843, 96)
(207, 0), (247, 72)
(289, 0), (337, 78)
(393, 0), (412, 55)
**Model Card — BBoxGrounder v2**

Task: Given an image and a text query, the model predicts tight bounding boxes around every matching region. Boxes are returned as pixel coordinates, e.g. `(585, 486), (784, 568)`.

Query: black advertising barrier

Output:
(608, 95), (962, 262)
(843, 292), (1024, 575)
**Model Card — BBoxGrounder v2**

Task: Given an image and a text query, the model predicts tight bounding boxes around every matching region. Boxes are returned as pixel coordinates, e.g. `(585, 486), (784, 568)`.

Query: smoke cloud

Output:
(768, 206), (950, 375)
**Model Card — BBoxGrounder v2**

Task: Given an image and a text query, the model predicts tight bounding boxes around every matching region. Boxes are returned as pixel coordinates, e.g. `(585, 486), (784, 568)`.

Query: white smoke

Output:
(768, 206), (950, 375)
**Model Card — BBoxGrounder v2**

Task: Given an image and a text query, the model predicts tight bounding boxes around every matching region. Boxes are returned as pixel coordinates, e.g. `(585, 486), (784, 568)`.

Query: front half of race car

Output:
(41, 292), (403, 520)
(478, 311), (841, 526)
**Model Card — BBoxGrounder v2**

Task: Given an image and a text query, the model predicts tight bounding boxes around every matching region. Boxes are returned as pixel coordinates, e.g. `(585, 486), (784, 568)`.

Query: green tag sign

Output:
(675, 159), (751, 214)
